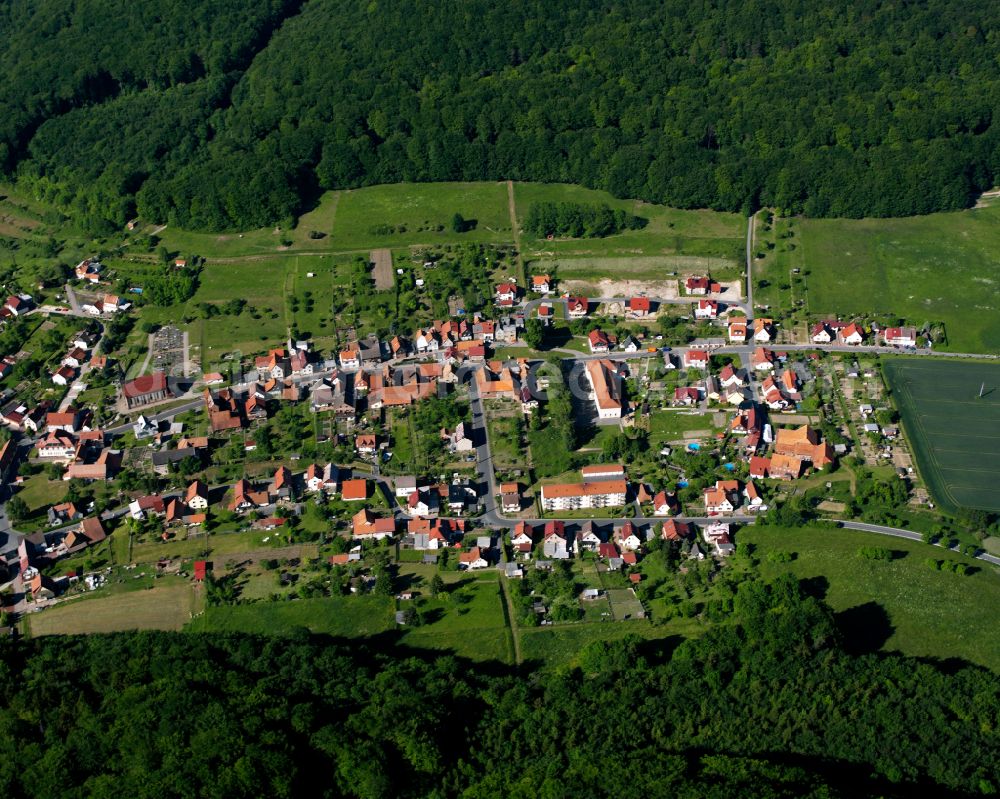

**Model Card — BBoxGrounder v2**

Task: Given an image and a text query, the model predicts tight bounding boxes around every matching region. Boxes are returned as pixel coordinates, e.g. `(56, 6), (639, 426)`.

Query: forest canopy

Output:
(4, 0), (1000, 231)
(0, 576), (998, 798)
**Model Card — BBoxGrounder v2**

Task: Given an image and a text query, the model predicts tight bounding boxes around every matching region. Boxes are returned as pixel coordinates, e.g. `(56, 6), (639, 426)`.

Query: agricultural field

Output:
(186, 595), (396, 636)
(746, 525), (1000, 672)
(327, 182), (511, 250)
(27, 578), (197, 636)
(882, 358), (1000, 512)
(794, 203), (1000, 353)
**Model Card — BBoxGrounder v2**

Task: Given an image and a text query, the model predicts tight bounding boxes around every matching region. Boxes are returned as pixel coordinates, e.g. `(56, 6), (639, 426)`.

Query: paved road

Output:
(839, 520), (1000, 567)
(468, 374), (498, 517)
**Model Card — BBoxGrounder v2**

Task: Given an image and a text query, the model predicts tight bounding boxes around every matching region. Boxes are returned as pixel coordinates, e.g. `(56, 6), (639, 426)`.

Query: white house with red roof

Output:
(626, 297), (652, 318)
(694, 299), (719, 319)
(840, 323), (865, 345)
(811, 322), (833, 343)
(882, 326), (917, 347)
(587, 329), (611, 353)
(685, 276), (721, 295)
(495, 282), (518, 304)
(751, 347), (775, 371)
(531, 274), (552, 293)
(684, 349), (709, 369)
(652, 490), (678, 516)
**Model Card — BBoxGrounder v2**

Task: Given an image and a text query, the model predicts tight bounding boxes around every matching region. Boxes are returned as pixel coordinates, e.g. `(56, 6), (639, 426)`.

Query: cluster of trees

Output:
(511, 560), (582, 624)
(523, 201), (646, 238)
(142, 264), (200, 306)
(4, 0), (1000, 232)
(527, 376), (579, 477)
(1, 575), (999, 796)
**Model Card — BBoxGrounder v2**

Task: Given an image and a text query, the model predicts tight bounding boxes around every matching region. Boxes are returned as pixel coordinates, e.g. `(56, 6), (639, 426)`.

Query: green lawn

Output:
(796, 204), (1000, 353)
(284, 254), (345, 345)
(186, 595), (396, 636)
(17, 473), (68, 512)
(486, 411), (523, 469)
(515, 182), (743, 262)
(883, 358), (1000, 512)
(647, 410), (715, 443)
(328, 182), (511, 249)
(384, 409), (416, 475)
(403, 576), (513, 662)
(752, 215), (805, 311)
(746, 525), (1000, 672)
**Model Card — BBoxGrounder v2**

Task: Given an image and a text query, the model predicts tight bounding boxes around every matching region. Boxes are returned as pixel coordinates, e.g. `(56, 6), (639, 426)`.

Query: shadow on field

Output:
(836, 601), (894, 655)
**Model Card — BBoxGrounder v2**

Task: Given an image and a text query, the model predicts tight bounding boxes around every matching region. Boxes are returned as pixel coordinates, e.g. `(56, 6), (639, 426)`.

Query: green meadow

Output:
(795, 203), (1000, 353)
(746, 525), (1000, 672)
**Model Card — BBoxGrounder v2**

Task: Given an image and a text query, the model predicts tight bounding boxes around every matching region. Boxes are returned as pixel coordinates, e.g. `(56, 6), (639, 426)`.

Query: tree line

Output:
(523, 201), (646, 239)
(2, 0), (1000, 232)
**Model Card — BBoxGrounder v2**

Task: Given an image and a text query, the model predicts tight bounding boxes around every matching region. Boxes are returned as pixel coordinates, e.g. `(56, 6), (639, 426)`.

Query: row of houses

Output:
(811, 320), (918, 348)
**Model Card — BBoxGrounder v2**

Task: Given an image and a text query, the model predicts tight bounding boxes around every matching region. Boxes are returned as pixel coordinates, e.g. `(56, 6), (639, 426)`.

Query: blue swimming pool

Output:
(687, 442), (701, 451)
(677, 480), (689, 488)
(723, 463), (735, 471)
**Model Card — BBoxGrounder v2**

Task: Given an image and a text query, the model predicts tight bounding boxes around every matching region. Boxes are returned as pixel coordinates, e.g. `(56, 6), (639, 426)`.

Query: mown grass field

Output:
(130, 531), (316, 564)
(797, 203), (1000, 353)
(746, 525), (1000, 672)
(28, 578), (196, 635)
(647, 410), (715, 444)
(186, 595), (396, 636)
(17, 473), (68, 512)
(328, 182), (511, 249)
(882, 358), (1000, 512)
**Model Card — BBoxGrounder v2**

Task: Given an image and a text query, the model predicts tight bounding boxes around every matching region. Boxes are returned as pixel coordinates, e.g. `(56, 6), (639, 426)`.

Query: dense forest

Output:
(3, 0), (1000, 231)
(1, 576), (997, 798)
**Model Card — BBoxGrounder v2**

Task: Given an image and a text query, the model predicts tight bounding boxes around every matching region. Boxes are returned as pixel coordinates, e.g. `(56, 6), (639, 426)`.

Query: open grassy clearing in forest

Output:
(746, 525), (1000, 672)
(328, 182), (511, 249)
(28, 579), (196, 636)
(515, 182), (744, 261)
(882, 359), (1000, 513)
(796, 203), (1000, 353)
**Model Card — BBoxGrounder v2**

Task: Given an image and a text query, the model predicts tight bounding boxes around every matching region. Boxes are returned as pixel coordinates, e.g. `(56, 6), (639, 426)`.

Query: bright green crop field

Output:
(883, 358), (1000, 512)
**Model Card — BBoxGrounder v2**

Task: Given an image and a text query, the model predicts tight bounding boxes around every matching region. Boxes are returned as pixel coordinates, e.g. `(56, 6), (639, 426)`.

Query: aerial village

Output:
(0, 251), (924, 622)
